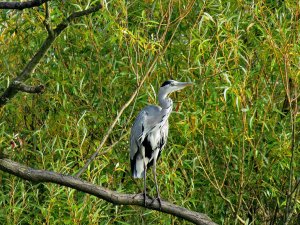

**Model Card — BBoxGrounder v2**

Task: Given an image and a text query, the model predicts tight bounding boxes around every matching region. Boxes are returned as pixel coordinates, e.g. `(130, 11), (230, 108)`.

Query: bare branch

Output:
(0, 3), (102, 107)
(0, 0), (50, 10)
(13, 81), (45, 93)
(0, 158), (217, 225)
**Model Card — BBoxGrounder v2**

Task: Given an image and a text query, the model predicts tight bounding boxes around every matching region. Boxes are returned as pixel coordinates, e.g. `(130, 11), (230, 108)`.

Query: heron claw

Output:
(150, 196), (162, 210)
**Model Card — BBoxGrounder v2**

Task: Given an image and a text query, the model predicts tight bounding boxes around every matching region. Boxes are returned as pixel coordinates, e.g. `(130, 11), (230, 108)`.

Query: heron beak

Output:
(175, 81), (194, 89)
(171, 81), (193, 93)
(180, 82), (193, 87)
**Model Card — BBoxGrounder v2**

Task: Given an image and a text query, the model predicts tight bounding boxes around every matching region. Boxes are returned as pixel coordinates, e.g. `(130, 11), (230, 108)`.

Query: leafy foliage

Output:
(0, 0), (299, 224)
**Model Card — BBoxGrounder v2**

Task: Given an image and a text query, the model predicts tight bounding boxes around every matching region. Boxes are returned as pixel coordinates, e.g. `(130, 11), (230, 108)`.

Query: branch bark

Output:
(0, 3), (102, 107)
(0, 157), (217, 225)
(0, 0), (50, 10)
(13, 81), (45, 93)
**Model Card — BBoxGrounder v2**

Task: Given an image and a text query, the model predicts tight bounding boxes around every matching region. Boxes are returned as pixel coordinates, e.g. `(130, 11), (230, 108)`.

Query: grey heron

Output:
(130, 79), (193, 207)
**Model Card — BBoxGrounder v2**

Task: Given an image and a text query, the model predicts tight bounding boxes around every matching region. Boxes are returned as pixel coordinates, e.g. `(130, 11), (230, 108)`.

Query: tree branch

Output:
(0, 0), (50, 10)
(43, 1), (53, 35)
(0, 3), (102, 107)
(0, 158), (217, 225)
(13, 81), (45, 93)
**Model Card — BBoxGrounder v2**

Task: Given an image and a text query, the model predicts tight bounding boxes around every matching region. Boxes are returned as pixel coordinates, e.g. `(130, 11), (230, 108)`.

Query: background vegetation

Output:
(0, 0), (299, 224)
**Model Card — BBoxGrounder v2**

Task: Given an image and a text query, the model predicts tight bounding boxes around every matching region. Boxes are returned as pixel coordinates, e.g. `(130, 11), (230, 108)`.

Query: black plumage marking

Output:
(143, 135), (153, 160)
(159, 135), (165, 149)
(147, 135), (165, 168)
(161, 80), (172, 87)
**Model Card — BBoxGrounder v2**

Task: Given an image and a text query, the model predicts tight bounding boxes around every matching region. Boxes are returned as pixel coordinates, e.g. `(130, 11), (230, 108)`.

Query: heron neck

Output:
(158, 93), (173, 109)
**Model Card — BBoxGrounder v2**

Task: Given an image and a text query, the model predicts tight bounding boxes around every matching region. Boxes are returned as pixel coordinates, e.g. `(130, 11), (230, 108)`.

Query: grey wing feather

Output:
(130, 105), (162, 160)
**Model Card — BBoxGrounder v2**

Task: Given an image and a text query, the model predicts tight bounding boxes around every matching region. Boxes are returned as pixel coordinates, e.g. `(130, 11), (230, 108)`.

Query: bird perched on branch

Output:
(130, 79), (193, 207)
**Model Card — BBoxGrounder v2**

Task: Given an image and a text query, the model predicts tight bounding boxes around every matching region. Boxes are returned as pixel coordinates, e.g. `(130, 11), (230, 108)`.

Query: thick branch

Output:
(13, 81), (45, 93)
(0, 3), (102, 107)
(0, 0), (50, 10)
(0, 158), (217, 225)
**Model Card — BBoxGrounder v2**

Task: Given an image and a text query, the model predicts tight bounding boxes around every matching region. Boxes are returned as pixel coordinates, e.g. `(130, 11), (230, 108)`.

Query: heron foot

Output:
(150, 196), (162, 210)
(143, 192), (154, 206)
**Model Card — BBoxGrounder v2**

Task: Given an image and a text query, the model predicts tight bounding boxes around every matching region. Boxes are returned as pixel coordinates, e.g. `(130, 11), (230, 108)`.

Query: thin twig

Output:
(96, 130), (130, 157)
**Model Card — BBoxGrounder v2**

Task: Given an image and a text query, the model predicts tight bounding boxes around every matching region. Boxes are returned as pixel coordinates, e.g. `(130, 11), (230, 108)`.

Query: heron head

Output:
(159, 80), (193, 96)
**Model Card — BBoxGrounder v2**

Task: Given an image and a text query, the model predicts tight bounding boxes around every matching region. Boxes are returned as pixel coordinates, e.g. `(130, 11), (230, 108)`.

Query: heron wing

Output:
(130, 105), (162, 160)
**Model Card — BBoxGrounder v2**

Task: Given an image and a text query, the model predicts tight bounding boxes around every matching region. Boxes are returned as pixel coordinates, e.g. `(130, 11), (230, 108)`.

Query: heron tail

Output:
(132, 157), (144, 178)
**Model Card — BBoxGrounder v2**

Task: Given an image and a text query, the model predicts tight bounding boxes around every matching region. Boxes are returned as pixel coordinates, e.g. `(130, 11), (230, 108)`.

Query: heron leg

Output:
(143, 155), (147, 207)
(152, 156), (162, 210)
